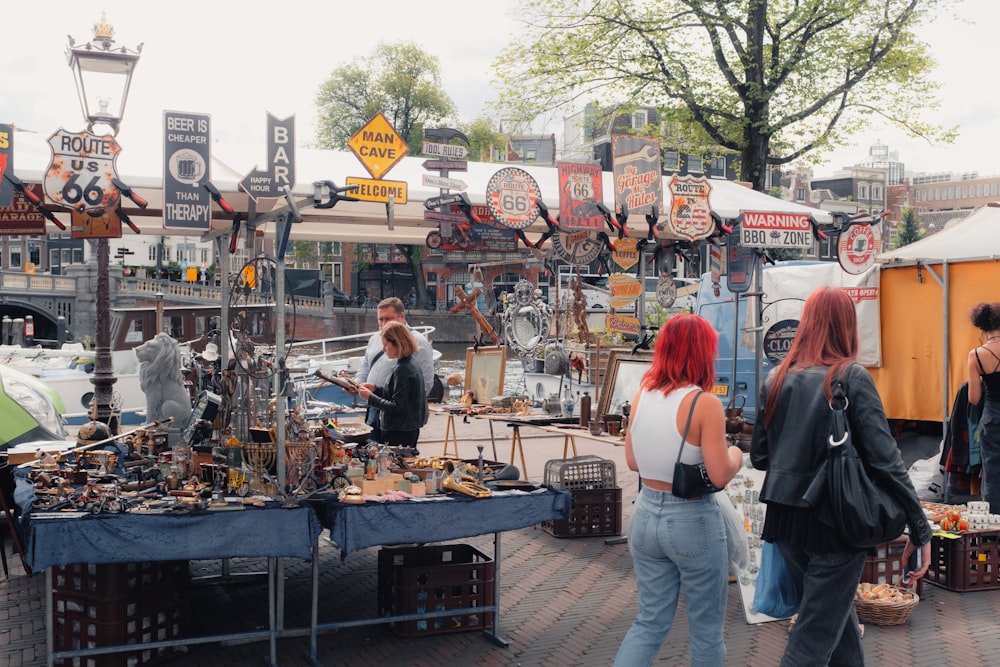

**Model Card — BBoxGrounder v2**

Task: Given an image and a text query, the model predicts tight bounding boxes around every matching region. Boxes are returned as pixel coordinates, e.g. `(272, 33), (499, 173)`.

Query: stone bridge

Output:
(0, 267), (479, 347)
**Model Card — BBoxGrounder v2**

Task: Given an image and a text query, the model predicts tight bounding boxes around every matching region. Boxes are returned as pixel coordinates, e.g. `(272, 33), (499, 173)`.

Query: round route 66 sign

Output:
(656, 277), (677, 308)
(485, 167), (540, 230)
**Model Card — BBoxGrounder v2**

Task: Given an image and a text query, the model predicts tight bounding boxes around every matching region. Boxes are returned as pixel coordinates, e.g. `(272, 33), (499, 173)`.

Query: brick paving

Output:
(2, 413), (998, 666)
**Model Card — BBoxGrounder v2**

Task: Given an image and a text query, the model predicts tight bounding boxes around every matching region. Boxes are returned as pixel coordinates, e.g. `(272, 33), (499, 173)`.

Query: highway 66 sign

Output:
(45, 129), (121, 212)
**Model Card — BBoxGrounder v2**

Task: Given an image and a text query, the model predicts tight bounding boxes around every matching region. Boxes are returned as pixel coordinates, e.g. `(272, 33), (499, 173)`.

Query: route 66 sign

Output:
(485, 167), (540, 230)
(45, 129), (121, 212)
(663, 174), (713, 241)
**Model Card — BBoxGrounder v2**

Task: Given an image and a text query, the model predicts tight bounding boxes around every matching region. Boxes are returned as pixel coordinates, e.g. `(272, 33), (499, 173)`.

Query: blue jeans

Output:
(613, 487), (728, 667)
(777, 541), (866, 667)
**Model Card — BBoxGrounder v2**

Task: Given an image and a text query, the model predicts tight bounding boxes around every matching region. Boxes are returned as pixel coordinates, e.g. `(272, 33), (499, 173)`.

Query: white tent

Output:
(878, 202), (1000, 265)
(10, 128), (832, 242)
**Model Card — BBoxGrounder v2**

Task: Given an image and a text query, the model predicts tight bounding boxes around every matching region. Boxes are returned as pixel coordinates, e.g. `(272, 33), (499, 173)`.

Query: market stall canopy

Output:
(877, 202), (1000, 265)
(10, 128), (832, 243)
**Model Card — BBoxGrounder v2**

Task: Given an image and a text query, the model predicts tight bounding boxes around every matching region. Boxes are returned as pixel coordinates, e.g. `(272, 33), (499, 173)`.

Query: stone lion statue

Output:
(135, 332), (193, 428)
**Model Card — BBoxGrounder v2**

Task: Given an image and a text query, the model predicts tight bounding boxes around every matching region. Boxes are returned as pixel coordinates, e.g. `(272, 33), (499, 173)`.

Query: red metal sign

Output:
(837, 224), (881, 275)
(558, 162), (603, 231)
(0, 184), (46, 235)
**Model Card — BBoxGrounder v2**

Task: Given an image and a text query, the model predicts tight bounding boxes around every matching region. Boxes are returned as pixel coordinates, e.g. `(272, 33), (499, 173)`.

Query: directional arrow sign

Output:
(421, 159), (468, 172)
(422, 174), (468, 191)
(421, 142), (468, 160)
(424, 194), (465, 210)
(238, 113), (296, 202)
(424, 210), (469, 224)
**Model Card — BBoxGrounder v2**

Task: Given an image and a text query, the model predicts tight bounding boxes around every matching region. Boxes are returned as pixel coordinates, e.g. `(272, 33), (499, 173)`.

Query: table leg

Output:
(489, 419), (498, 460)
(268, 558), (277, 667)
(309, 543), (320, 665)
(482, 531), (509, 647)
(507, 426), (528, 479)
(562, 434), (578, 459)
(46, 568), (54, 667)
(441, 414), (459, 458)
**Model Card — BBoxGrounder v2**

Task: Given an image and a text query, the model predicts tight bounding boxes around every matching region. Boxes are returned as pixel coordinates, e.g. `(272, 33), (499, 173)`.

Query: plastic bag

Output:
(908, 453), (944, 502)
(716, 492), (749, 575)
(751, 541), (800, 618)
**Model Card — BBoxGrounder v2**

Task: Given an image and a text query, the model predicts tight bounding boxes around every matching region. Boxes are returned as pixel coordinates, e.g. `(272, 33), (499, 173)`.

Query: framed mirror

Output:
(465, 346), (507, 403)
(597, 351), (654, 418)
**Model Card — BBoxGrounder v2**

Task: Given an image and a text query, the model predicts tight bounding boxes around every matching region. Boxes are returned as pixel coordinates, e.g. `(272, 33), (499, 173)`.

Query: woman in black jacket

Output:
(750, 286), (931, 667)
(358, 321), (427, 449)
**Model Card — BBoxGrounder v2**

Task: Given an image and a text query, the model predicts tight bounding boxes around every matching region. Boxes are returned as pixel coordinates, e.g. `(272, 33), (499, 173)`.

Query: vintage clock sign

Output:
(485, 167), (541, 229)
(45, 129), (121, 212)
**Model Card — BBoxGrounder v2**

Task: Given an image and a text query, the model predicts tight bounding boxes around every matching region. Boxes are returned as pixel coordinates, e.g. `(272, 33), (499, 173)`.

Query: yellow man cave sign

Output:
(348, 113), (409, 180)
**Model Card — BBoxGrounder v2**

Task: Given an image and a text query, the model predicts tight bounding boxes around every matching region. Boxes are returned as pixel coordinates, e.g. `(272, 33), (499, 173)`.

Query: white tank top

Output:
(630, 386), (705, 483)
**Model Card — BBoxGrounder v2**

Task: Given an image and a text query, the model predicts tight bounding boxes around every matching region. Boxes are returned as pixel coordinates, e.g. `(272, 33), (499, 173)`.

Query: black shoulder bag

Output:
(803, 380), (907, 548)
(671, 391), (724, 499)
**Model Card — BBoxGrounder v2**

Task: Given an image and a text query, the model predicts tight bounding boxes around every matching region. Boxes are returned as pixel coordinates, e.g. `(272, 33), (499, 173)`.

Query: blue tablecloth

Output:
(308, 488), (571, 559)
(24, 503), (323, 571)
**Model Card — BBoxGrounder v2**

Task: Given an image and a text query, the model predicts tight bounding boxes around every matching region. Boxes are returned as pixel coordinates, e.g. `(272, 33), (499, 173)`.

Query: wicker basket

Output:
(854, 586), (919, 626)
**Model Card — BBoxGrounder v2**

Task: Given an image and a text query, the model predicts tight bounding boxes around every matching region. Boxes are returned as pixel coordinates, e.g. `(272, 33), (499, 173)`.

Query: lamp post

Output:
(66, 14), (141, 432)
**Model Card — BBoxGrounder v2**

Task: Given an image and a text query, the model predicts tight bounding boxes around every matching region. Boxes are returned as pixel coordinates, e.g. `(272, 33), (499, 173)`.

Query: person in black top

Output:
(357, 321), (427, 449)
(751, 287), (931, 667)
(968, 302), (1000, 513)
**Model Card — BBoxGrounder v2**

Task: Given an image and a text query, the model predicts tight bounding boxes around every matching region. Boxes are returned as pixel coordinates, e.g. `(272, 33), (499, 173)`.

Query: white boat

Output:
(0, 344), (146, 426)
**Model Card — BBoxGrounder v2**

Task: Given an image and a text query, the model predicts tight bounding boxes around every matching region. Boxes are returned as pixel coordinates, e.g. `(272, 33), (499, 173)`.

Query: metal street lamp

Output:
(66, 14), (141, 432)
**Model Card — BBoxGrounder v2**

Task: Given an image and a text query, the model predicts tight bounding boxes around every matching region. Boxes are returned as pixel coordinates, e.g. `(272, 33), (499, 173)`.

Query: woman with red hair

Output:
(751, 286), (931, 666)
(613, 314), (743, 667)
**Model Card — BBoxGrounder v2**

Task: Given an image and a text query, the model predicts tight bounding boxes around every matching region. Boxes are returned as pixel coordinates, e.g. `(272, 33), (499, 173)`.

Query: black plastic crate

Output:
(377, 544), (495, 637)
(926, 529), (1000, 592)
(542, 487), (622, 538)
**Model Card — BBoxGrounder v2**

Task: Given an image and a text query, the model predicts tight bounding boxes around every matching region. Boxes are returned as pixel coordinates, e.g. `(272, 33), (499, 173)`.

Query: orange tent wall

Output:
(869, 260), (1000, 423)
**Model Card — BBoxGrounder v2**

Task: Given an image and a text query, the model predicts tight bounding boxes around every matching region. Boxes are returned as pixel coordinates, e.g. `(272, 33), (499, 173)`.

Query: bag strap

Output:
(674, 390), (703, 464)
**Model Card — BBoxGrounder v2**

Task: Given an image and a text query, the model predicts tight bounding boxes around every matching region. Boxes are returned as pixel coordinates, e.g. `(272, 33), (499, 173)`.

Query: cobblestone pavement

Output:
(2, 412), (999, 666)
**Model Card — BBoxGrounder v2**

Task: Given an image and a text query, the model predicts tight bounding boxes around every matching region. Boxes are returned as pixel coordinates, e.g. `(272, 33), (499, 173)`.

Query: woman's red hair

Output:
(643, 313), (718, 394)
(763, 286), (859, 426)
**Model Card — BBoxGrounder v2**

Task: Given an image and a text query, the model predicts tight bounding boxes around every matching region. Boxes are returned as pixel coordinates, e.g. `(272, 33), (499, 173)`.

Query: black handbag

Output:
(672, 391), (724, 499)
(803, 381), (907, 548)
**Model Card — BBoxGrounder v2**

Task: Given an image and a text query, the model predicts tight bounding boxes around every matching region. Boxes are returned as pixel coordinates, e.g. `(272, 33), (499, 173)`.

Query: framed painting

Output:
(597, 351), (654, 418)
(465, 346), (507, 403)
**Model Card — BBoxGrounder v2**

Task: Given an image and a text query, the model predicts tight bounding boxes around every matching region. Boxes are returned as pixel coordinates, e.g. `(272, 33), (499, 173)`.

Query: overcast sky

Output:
(2, 0), (996, 179)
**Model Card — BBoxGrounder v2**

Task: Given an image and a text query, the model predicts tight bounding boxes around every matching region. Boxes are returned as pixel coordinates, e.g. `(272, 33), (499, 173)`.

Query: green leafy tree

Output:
(462, 116), (505, 162)
(495, 0), (956, 191)
(895, 206), (922, 248)
(315, 41), (456, 152)
(291, 241), (318, 268)
(393, 245), (429, 309)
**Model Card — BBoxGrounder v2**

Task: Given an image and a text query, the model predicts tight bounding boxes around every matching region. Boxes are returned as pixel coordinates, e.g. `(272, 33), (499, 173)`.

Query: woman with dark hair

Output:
(613, 314), (743, 667)
(751, 286), (931, 666)
(967, 302), (1000, 513)
(358, 321), (427, 449)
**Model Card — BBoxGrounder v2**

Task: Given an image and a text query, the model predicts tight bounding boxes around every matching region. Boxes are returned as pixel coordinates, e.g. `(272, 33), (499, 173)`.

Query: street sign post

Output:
(421, 174), (468, 191)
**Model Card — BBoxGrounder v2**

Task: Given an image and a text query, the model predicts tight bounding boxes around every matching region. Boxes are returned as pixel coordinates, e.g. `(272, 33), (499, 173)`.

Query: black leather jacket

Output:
(367, 356), (427, 433)
(750, 363), (932, 547)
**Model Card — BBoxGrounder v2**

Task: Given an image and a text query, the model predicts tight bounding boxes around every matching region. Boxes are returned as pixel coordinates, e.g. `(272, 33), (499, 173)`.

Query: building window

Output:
(710, 156), (726, 176)
(796, 188), (805, 201)
(631, 110), (648, 130)
(858, 184), (869, 200)
(525, 148), (536, 162)
(687, 155), (703, 173)
(663, 151), (679, 170)
(10, 247), (21, 269)
(871, 185), (882, 201)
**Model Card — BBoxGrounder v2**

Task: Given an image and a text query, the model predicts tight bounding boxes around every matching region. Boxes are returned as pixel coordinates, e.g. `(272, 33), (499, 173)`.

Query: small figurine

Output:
(460, 390), (475, 407)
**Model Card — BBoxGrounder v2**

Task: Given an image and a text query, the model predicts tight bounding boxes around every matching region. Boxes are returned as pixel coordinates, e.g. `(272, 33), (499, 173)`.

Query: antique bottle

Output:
(579, 391), (592, 426)
(561, 385), (575, 417)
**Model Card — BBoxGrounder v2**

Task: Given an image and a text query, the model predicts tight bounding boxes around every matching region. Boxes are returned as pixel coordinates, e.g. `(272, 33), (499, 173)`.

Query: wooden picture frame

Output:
(465, 346), (507, 403)
(597, 351), (654, 418)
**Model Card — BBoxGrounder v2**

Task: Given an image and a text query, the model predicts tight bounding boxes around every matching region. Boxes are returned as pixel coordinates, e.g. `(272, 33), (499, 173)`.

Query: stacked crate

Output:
(52, 561), (190, 667)
(377, 544), (494, 637)
(925, 529), (1000, 592)
(861, 537), (923, 596)
(542, 456), (621, 537)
